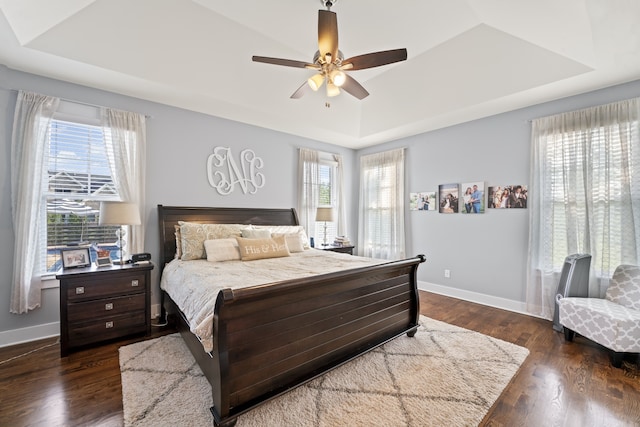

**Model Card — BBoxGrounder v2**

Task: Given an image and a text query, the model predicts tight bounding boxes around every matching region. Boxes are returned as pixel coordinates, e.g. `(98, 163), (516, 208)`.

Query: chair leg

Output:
(563, 327), (575, 342)
(610, 351), (624, 368)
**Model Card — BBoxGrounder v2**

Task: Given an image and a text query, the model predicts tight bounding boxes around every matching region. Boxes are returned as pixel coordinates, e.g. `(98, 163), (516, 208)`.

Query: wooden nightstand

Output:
(56, 262), (154, 356)
(320, 244), (355, 255)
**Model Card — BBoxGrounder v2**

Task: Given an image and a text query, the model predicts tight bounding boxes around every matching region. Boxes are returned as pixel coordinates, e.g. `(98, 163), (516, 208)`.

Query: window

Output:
(358, 148), (405, 259)
(527, 97), (640, 318)
(315, 161), (338, 244)
(44, 119), (121, 273)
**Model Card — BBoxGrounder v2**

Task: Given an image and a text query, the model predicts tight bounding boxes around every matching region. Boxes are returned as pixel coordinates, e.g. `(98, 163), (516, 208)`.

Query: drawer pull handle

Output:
(131, 279), (139, 287)
(105, 303), (114, 310)
(105, 321), (114, 329)
(75, 287), (85, 295)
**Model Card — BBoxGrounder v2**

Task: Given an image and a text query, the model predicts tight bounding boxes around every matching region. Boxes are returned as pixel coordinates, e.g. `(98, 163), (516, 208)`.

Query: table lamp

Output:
(315, 207), (336, 246)
(99, 202), (141, 265)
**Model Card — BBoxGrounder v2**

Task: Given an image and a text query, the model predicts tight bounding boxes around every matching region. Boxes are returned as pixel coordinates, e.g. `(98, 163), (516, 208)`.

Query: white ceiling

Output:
(1, 0), (639, 149)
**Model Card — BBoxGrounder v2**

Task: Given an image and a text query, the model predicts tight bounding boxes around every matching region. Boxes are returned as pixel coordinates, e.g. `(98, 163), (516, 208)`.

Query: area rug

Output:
(119, 316), (529, 426)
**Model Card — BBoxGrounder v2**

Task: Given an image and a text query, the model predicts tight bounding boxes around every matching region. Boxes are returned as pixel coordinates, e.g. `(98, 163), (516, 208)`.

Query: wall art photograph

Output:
(461, 181), (485, 214)
(410, 191), (437, 211)
(488, 185), (528, 208)
(439, 183), (459, 213)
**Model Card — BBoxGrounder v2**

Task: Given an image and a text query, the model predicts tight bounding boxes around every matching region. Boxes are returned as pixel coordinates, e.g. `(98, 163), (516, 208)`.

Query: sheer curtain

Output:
(358, 148), (405, 259)
(333, 153), (347, 237)
(10, 91), (60, 313)
(297, 148), (320, 241)
(527, 97), (640, 319)
(101, 108), (147, 255)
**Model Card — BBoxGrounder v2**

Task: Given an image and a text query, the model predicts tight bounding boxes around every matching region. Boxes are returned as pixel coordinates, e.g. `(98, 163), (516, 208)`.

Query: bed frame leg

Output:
(211, 407), (237, 427)
(407, 326), (418, 337)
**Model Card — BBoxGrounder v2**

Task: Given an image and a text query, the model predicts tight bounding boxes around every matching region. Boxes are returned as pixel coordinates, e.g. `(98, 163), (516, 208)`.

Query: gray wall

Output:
(2, 61), (640, 345)
(357, 79), (640, 311)
(0, 65), (356, 345)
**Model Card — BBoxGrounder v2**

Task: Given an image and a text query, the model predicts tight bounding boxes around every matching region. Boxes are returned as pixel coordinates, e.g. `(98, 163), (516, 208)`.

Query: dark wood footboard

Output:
(210, 255), (424, 426)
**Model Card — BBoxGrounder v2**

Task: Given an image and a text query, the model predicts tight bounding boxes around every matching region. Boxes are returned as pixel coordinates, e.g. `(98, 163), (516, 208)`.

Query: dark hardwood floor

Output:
(0, 291), (638, 426)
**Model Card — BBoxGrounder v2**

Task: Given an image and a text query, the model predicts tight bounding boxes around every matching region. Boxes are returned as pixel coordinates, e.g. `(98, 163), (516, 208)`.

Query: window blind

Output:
(43, 119), (120, 273)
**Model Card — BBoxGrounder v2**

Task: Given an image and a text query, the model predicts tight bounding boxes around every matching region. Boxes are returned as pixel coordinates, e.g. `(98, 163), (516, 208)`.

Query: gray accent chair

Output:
(558, 264), (640, 367)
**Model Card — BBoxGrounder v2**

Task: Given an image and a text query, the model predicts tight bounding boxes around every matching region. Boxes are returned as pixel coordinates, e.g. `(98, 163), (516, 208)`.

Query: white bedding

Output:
(160, 249), (386, 352)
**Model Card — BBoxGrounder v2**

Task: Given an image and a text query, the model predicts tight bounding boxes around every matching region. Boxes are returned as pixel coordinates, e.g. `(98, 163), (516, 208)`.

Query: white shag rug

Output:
(119, 316), (529, 426)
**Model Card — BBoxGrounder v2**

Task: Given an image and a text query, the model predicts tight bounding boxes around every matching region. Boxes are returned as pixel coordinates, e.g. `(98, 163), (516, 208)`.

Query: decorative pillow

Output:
(253, 225), (310, 249)
(272, 232), (305, 253)
(204, 238), (241, 262)
(179, 222), (245, 260)
(235, 235), (290, 261)
(241, 228), (272, 239)
(174, 225), (183, 259)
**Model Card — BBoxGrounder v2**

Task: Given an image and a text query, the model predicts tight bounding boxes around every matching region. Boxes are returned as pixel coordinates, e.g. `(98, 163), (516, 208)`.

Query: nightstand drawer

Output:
(65, 273), (146, 301)
(68, 311), (147, 348)
(67, 293), (146, 323)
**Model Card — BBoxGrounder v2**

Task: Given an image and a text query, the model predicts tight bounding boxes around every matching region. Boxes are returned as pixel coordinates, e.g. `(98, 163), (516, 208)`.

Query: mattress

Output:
(160, 249), (385, 352)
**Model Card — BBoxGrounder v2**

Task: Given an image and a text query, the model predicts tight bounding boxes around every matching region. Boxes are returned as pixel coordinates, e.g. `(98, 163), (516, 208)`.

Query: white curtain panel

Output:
(333, 153), (347, 238)
(527, 97), (640, 319)
(10, 91), (60, 313)
(101, 108), (147, 255)
(297, 148), (320, 242)
(358, 148), (406, 260)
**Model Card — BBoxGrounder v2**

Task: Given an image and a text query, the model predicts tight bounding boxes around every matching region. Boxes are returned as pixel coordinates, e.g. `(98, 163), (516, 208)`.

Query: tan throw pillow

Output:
(204, 238), (241, 262)
(174, 225), (183, 259)
(235, 235), (290, 261)
(272, 232), (305, 253)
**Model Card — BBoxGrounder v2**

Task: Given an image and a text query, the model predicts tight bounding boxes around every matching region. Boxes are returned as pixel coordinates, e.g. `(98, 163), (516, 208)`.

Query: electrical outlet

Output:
(444, 269), (451, 278)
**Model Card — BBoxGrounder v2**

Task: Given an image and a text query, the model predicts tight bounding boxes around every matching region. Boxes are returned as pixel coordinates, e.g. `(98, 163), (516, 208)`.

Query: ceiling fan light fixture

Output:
(330, 69), (346, 87)
(326, 82), (340, 97)
(308, 73), (325, 91)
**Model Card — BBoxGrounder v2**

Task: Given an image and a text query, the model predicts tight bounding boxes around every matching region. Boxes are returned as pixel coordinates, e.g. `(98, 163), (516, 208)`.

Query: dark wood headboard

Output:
(157, 205), (300, 269)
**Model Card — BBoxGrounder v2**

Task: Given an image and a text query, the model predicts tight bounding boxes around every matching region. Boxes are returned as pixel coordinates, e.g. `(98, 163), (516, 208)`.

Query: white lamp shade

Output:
(99, 202), (141, 226)
(315, 207), (336, 222)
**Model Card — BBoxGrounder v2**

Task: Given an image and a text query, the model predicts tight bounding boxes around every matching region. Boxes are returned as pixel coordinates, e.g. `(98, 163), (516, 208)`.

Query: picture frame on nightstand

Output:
(61, 248), (91, 269)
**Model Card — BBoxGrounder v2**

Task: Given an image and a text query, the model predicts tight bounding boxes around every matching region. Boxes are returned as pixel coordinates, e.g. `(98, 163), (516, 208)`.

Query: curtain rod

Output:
(1, 86), (153, 119)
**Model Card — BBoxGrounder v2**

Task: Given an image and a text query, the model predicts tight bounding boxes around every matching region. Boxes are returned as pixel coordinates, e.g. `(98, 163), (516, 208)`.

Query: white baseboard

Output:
(151, 303), (161, 320)
(418, 281), (532, 317)
(0, 322), (60, 348)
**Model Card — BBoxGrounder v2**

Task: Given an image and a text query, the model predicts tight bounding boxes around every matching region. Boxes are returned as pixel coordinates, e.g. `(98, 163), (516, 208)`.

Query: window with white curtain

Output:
(358, 148), (405, 260)
(527, 97), (640, 318)
(11, 91), (146, 313)
(314, 161), (338, 243)
(44, 118), (121, 273)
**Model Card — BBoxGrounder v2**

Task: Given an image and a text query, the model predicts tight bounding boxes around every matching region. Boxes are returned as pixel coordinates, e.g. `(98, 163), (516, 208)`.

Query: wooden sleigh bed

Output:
(158, 205), (426, 426)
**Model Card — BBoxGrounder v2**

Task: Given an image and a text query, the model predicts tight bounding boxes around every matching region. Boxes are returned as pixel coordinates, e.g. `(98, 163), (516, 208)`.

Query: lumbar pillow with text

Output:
(235, 235), (290, 261)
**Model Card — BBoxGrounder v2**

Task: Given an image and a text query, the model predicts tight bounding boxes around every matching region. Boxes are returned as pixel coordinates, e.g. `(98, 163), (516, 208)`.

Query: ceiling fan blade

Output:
(252, 56), (315, 69)
(318, 9), (338, 63)
(290, 81), (312, 99)
(341, 74), (369, 100)
(342, 48), (408, 70)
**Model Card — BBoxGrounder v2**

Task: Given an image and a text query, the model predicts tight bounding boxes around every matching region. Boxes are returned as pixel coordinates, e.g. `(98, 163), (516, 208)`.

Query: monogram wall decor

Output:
(206, 147), (266, 195)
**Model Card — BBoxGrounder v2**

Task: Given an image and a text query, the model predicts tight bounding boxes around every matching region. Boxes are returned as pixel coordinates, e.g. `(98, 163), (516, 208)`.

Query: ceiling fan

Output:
(252, 0), (407, 100)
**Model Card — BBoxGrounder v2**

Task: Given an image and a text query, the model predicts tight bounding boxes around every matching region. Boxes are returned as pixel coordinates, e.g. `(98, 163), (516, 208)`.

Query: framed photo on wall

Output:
(438, 183), (459, 213)
(61, 248), (91, 269)
(410, 191), (437, 211)
(488, 185), (528, 208)
(460, 181), (485, 214)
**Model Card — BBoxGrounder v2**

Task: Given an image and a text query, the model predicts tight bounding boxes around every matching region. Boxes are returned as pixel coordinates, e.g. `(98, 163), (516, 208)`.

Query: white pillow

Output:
(241, 228), (272, 239)
(253, 225), (310, 249)
(204, 238), (241, 262)
(272, 232), (305, 253)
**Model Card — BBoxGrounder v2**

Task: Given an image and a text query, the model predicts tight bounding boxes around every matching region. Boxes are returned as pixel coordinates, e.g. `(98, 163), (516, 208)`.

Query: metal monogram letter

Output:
(207, 147), (266, 195)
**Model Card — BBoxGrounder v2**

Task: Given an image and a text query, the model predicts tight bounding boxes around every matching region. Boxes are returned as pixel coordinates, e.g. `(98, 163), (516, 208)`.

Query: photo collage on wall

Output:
(411, 183), (527, 213)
